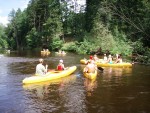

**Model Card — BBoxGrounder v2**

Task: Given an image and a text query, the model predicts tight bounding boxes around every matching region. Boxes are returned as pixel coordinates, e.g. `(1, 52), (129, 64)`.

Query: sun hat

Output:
(39, 58), (44, 63)
(59, 59), (63, 63)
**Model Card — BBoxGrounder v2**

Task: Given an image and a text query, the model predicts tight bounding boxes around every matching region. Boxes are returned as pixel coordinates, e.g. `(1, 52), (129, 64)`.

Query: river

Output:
(0, 50), (150, 113)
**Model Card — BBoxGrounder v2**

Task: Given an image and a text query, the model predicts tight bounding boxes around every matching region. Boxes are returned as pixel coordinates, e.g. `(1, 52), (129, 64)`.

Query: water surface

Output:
(0, 51), (150, 113)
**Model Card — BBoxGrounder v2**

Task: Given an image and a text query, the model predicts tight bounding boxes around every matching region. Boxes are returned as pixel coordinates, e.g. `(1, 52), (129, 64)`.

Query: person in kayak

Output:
(115, 55), (123, 63)
(83, 60), (97, 73)
(107, 54), (113, 64)
(57, 59), (65, 71)
(101, 54), (107, 63)
(93, 54), (99, 62)
(35, 58), (48, 75)
(104, 54), (108, 61)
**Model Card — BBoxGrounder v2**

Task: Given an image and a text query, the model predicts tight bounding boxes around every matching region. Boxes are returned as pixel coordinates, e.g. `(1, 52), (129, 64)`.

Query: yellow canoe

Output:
(83, 70), (97, 80)
(55, 52), (66, 55)
(23, 74), (77, 90)
(22, 66), (77, 84)
(80, 59), (88, 64)
(41, 51), (50, 54)
(96, 62), (132, 68)
(80, 59), (103, 64)
(80, 59), (132, 68)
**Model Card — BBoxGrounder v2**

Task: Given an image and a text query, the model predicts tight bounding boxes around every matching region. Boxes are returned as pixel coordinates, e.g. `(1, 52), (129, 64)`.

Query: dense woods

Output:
(0, 0), (150, 63)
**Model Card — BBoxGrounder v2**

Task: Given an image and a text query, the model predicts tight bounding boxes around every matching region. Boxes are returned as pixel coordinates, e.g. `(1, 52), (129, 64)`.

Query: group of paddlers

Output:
(35, 53), (123, 76)
(35, 59), (66, 76)
(90, 54), (123, 64)
(83, 54), (123, 73)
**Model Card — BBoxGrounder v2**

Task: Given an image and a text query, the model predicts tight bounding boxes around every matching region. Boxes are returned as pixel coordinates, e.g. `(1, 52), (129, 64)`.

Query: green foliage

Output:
(50, 37), (63, 50)
(90, 16), (116, 52)
(2, 0), (150, 64)
(135, 48), (150, 64)
(76, 39), (96, 54)
(0, 24), (8, 48)
(110, 27), (133, 56)
(132, 39), (145, 55)
(26, 28), (40, 48)
(131, 39), (150, 63)
(61, 42), (77, 51)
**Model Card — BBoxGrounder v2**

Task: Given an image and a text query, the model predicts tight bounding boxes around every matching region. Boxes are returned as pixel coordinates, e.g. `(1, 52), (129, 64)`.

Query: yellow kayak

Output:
(80, 59), (88, 64)
(23, 74), (77, 90)
(41, 51), (50, 54)
(96, 62), (132, 68)
(22, 66), (77, 84)
(55, 52), (66, 55)
(83, 70), (97, 80)
(80, 59), (103, 64)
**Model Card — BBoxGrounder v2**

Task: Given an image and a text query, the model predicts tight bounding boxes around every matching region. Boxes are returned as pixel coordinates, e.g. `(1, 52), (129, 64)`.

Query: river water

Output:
(0, 51), (150, 113)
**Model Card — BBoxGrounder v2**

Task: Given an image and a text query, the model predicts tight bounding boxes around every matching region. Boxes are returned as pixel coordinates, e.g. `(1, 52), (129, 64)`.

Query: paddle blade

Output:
(97, 67), (104, 72)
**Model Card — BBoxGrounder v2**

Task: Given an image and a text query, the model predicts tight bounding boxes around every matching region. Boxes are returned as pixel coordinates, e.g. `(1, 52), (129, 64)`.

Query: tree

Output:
(0, 24), (8, 48)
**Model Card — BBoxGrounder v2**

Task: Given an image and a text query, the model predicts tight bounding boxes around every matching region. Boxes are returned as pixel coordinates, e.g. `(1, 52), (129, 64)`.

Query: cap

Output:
(90, 55), (93, 60)
(59, 59), (63, 63)
(39, 58), (44, 63)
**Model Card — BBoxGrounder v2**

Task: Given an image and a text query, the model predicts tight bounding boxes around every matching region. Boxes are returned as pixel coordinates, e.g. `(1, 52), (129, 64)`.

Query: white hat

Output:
(39, 58), (44, 63)
(59, 59), (63, 63)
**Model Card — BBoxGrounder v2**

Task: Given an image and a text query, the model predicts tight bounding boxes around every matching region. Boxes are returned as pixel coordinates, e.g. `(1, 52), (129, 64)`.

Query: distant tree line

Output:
(0, 0), (149, 63)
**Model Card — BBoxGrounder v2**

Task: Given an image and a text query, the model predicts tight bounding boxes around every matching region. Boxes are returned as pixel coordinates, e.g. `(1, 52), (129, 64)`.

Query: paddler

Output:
(57, 59), (65, 71)
(83, 60), (97, 73)
(35, 58), (48, 75)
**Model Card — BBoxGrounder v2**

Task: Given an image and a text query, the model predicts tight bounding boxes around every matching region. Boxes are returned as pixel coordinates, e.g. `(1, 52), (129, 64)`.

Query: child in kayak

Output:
(57, 59), (65, 71)
(35, 58), (48, 75)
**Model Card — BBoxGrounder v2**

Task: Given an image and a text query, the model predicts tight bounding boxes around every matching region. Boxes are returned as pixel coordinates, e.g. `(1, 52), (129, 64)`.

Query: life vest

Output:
(57, 65), (63, 70)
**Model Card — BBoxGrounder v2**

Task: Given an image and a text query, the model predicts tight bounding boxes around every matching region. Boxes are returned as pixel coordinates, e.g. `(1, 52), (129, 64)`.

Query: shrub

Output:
(50, 37), (63, 50)
(61, 42), (77, 51)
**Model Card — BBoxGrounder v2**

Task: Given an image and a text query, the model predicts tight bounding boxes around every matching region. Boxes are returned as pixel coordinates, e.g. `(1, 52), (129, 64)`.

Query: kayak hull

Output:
(22, 66), (77, 84)
(41, 51), (50, 54)
(80, 59), (103, 64)
(80, 59), (88, 64)
(80, 59), (132, 68)
(55, 52), (66, 55)
(83, 70), (97, 80)
(96, 62), (132, 68)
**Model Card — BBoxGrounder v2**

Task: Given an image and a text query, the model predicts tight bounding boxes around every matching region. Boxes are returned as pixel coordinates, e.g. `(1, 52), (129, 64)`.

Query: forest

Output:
(0, 0), (150, 63)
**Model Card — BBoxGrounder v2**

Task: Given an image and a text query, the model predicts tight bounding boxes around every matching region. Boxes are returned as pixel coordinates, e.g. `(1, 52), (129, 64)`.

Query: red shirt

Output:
(57, 65), (63, 70)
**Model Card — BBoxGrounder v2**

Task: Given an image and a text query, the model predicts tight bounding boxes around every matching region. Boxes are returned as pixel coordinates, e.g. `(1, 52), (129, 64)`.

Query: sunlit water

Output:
(0, 51), (150, 113)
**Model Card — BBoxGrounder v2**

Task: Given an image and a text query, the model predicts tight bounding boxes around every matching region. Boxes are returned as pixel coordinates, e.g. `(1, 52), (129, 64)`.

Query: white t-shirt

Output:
(104, 56), (107, 61)
(36, 63), (46, 75)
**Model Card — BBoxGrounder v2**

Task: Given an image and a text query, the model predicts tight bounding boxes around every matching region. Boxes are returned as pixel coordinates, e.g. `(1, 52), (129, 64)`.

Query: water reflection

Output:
(41, 52), (50, 57)
(84, 78), (97, 96)
(58, 76), (86, 113)
(23, 74), (77, 96)
(0, 51), (150, 113)
(103, 67), (132, 79)
(23, 74), (87, 112)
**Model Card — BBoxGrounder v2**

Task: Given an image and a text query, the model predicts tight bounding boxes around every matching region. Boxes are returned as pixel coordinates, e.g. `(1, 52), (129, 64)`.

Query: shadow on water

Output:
(0, 50), (150, 113)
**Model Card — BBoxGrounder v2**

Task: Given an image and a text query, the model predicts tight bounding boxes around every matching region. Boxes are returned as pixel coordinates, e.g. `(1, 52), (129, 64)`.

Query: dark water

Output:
(0, 51), (150, 113)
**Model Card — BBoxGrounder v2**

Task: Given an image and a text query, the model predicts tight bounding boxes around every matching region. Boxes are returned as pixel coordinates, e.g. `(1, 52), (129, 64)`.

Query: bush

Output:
(50, 37), (63, 50)
(76, 39), (96, 54)
(110, 31), (133, 56)
(61, 42), (77, 51)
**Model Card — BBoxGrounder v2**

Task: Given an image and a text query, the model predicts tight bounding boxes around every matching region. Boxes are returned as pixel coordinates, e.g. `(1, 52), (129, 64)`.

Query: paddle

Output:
(97, 67), (104, 72)
(45, 64), (48, 73)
